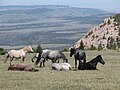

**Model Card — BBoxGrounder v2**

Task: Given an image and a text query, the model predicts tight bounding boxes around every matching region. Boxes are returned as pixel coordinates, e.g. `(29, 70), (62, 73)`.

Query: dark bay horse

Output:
(78, 55), (105, 70)
(69, 47), (86, 68)
(32, 49), (68, 67)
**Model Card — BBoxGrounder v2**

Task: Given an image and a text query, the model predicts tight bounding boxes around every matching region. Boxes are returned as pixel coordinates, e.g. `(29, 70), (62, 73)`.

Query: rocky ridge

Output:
(76, 14), (120, 50)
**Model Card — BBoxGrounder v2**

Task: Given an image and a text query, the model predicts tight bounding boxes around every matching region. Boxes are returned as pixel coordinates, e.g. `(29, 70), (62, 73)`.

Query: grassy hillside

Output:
(0, 5), (114, 49)
(0, 50), (120, 90)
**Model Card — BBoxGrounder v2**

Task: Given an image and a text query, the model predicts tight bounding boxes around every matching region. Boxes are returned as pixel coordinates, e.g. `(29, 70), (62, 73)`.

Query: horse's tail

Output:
(35, 53), (41, 65)
(83, 52), (86, 63)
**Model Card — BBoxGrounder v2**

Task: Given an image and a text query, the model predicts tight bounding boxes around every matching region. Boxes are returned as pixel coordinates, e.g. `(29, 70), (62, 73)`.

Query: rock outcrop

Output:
(76, 14), (120, 49)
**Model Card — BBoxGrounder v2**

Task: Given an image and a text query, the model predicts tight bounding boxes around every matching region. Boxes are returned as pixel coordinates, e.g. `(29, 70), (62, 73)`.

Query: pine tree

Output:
(98, 42), (103, 51)
(36, 44), (42, 53)
(79, 40), (84, 50)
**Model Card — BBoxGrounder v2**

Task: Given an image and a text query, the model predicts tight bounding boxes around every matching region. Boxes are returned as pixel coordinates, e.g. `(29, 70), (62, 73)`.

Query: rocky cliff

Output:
(76, 14), (120, 50)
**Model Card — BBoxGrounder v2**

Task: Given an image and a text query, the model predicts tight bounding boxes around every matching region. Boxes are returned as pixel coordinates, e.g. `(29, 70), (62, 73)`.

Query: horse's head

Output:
(97, 55), (105, 65)
(31, 53), (39, 63)
(23, 45), (34, 53)
(69, 47), (76, 57)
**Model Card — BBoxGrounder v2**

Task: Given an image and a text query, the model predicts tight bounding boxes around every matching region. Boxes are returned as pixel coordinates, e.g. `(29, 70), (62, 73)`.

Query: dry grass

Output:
(0, 50), (120, 90)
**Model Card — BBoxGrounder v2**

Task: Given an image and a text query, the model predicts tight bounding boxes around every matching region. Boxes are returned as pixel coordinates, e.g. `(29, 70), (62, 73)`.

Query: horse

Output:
(33, 49), (68, 67)
(5, 45), (34, 65)
(52, 63), (72, 71)
(31, 53), (46, 67)
(31, 53), (39, 63)
(8, 64), (39, 72)
(78, 55), (105, 70)
(69, 47), (86, 68)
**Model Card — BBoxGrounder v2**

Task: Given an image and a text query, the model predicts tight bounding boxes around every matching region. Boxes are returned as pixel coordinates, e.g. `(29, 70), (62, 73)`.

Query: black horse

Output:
(69, 47), (86, 68)
(78, 55), (105, 70)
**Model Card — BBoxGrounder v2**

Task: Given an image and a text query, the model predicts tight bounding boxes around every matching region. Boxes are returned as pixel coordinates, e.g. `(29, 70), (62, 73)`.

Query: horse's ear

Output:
(69, 47), (73, 50)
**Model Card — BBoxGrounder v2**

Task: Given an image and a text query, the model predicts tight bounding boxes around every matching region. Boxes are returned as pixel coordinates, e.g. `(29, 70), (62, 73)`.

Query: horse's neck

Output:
(88, 58), (98, 67)
(21, 49), (28, 54)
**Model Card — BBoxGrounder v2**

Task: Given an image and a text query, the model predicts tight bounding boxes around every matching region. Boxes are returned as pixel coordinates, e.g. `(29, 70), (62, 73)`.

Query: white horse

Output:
(52, 63), (72, 71)
(5, 45), (34, 65)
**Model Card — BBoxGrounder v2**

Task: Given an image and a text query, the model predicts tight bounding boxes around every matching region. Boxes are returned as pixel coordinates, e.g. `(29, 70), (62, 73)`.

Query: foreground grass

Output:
(0, 50), (120, 90)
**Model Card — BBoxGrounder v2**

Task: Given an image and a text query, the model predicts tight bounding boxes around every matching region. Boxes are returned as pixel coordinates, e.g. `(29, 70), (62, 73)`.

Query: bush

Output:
(61, 48), (69, 52)
(79, 40), (84, 50)
(0, 48), (7, 55)
(36, 45), (42, 53)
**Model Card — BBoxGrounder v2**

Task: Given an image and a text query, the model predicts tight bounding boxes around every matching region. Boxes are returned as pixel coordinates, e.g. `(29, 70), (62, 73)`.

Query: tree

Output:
(90, 45), (96, 50)
(36, 44), (42, 53)
(79, 40), (84, 50)
(98, 42), (103, 51)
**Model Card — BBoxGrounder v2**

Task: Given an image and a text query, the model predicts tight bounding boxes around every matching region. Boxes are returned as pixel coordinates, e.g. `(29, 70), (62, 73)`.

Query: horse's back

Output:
(52, 63), (72, 71)
(8, 49), (25, 58)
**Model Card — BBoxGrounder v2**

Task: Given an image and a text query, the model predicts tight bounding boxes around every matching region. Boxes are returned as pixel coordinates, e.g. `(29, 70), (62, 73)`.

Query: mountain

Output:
(76, 14), (120, 50)
(0, 5), (114, 49)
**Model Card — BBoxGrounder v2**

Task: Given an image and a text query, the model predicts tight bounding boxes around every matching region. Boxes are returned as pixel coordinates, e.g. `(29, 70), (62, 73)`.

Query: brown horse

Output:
(5, 45), (34, 65)
(8, 64), (39, 72)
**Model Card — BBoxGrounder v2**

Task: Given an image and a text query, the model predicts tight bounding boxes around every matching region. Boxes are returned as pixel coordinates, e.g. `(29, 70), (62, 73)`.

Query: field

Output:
(0, 50), (120, 90)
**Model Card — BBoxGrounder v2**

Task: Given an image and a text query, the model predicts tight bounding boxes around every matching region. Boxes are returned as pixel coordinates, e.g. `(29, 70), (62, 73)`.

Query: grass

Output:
(0, 50), (120, 90)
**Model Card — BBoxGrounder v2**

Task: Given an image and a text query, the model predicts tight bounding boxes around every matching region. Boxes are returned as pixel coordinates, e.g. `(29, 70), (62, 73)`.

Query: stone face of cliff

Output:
(76, 14), (120, 49)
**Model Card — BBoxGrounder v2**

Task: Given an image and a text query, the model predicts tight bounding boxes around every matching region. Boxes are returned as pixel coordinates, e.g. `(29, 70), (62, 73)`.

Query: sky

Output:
(0, 0), (120, 13)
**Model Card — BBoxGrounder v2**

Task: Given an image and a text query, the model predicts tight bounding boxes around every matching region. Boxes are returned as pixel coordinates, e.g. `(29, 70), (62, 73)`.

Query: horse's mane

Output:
(22, 46), (33, 53)
(88, 55), (100, 63)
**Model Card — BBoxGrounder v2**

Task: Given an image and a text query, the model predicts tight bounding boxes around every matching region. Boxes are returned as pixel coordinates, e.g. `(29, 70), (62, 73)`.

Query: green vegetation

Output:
(113, 13), (120, 24)
(61, 48), (69, 52)
(35, 44), (42, 53)
(0, 48), (7, 55)
(0, 50), (120, 90)
(79, 40), (84, 50)
(90, 45), (97, 50)
(98, 43), (103, 51)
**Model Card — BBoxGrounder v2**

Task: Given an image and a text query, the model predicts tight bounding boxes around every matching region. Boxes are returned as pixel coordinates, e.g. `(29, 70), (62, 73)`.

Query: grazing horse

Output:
(52, 63), (72, 71)
(78, 55), (105, 70)
(5, 45), (34, 65)
(31, 53), (39, 62)
(69, 47), (86, 68)
(33, 49), (68, 67)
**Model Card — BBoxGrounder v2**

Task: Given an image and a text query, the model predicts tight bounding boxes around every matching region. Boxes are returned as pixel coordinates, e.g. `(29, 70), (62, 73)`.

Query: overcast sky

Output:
(0, 0), (120, 13)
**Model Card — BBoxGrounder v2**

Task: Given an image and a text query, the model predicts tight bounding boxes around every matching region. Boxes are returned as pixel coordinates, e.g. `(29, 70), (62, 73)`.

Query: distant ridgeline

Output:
(76, 14), (120, 50)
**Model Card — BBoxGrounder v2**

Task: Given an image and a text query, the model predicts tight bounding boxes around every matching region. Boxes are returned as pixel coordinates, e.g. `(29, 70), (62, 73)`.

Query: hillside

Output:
(0, 5), (114, 49)
(76, 14), (120, 50)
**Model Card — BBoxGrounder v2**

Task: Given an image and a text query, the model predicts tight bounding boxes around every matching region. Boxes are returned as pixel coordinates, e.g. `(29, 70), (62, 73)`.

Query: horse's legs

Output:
(5, 54), (9, 63)
(20, 57), (25, 64)
(57, 59), (59, 63)
(43, 60), (45, 67)
(39, 62), (42, 67)
(10, 58), (13, 65)
(75, 59), (77, 68)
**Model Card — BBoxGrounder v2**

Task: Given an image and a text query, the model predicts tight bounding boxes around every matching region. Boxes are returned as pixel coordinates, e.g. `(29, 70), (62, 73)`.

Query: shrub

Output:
(0, 48), (7, 55)
(90, 45), (96, 50)
(36, 45), (42, 53)
(98, 43), (103, 51)
(79, 40), (84, 50)
(61, 48), (69, 52)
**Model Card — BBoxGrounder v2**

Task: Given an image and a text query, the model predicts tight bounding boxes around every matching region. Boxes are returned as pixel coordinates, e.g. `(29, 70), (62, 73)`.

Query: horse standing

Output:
(69, 47), (86, 68)
(32, 49), (68, 67)
(78, 55), (105, 70)
(5, 45), (34, 65)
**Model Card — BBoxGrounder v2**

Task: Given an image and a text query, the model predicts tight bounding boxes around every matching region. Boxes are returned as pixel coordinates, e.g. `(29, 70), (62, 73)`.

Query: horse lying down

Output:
(8, 64), (39, 72)
(52, 63), (72, 71)
(78, 55), (105, 70)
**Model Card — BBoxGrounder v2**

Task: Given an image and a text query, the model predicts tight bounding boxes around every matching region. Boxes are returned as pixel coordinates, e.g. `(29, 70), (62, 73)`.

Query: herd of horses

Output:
(4, 45), (105, 71)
